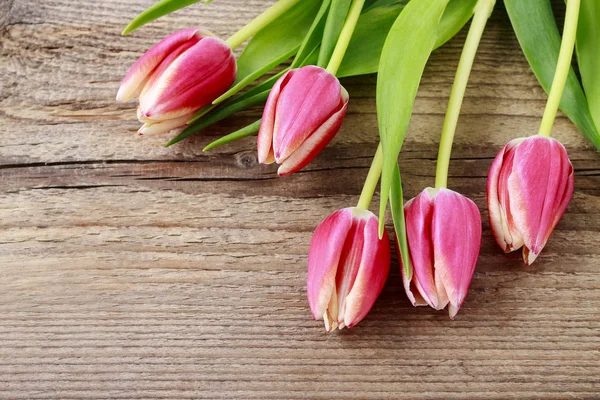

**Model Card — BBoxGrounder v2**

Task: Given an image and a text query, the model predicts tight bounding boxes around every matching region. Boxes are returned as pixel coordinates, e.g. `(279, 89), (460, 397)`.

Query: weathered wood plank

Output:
(0, 0), (599, 399)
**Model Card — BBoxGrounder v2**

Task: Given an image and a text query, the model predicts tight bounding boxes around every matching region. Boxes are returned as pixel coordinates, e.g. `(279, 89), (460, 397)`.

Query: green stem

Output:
(225, 0), (302, 49)
(538, 0), (581, 137)
(325, 0), (365, 75)
(435, 0), (495, 189)
(357, 144), (383, 210)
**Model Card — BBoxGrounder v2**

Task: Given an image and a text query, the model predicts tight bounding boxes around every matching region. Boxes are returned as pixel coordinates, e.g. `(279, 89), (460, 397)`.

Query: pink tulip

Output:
(487, 135), (574, 265)
(257, 65), (349, 176)
(401, 188), (481, 319)
(307, 207), (390, 332)
(117, 28), (236, 136)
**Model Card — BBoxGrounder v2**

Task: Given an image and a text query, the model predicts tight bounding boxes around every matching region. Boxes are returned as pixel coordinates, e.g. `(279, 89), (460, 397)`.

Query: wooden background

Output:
(1, 0), (599, 398)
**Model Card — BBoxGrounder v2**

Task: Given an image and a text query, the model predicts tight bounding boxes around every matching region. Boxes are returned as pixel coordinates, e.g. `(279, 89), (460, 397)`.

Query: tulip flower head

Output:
(487, 135), (574, 265)
(307, 207), (390, 332)
(117, 28), (236, 136)
(401, 188), (482, 319)
(257, 65), (349, 176)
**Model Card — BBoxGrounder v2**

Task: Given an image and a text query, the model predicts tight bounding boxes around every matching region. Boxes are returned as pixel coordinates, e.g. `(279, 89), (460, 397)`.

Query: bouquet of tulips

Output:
(117, 0), (599, 331)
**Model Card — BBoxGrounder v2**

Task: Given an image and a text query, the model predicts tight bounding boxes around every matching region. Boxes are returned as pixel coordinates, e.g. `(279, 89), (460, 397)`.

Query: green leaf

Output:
(436, 0), (478, 48)
(390, 163), (411, 281)
(213, 0), (321, 105)
(212, 46), (298, 105)
(166, 90), (270, 147)
(505, 0), (600, 150)
(338, 0), (476, 78)
(122, 0), (203, 35)
(576, 0), (600, 134)
(376, 0), (450, 235)
(291, 0), (332, 69)
(318, 0), (353, 67)
(203, 119), (262, 151)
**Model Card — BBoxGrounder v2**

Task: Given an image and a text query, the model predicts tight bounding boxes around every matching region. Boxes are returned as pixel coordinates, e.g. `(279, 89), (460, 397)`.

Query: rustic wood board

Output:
(1, 0), (599, 398)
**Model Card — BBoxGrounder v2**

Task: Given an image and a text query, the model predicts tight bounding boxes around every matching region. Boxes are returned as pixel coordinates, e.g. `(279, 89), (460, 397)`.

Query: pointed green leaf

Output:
(203, 119), (262, 151)
(212, 0), (321, 105)
(291, 0), (332, 69)
(505, 0), (600, 150)
(376, 0), (450, 235)
(122, 0), (203, 35)
(212, 46), (298, 105)
(318, 0), (353, 67)
(338, 0), (476, 78)
(576, 0), (600, 134)
(390, 163), (412, 280)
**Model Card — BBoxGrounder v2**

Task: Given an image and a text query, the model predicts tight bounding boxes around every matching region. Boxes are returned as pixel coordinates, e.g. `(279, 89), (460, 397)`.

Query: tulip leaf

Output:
(390, 163), (412, 281)
(505, 0), (600, 150)
(338, 0), (476, 78)
(203, 119), (262, 151)
(436, 0), (478, 48)
(213, 0), (321, 105)
(212, 46), (298, 105)
(576, 0), (600, 134)
(291, 0), (331, 69)
(318, 0), (353, 67)
(376, 0), (450, 235)
(122, 0), (203, 35)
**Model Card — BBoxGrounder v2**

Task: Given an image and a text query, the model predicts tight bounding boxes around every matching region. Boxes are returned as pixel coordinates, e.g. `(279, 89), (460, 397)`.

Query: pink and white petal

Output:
(507, 136), (558, 264)
(487, 140), (518, 252)
(276, 91), (348, 176)
(343, 211), (390, 328)
(273, 66), (344, 162)
(140, 37), (236, 121)
(117, 28), (200, 102)
(396, 236), (427, 307)
(431, 189), (481, 317)
(404, 189), (438, 309)
(257, 70), (292, 164)
(137, 112), (195, 136)
(522, 138), (574, 264)
(335, 213), (368, 324)
(307, 208), (353, 320)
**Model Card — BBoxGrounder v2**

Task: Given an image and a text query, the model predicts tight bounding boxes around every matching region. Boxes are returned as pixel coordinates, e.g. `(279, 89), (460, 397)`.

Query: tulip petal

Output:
(257, 70), (292, 165)
(344, 211), (390, 328)
(396, 236), (427, 307)
(277, 87), (348, 176)
(509, 136), (575, 265)
(137, 111), (195, 136)
(431, 189), (481, 319)
(307, 208), (353, 321)
(487, 138), (525, 252)
(140, 36), (236, 121)
(273, 66), (346, 163)
(404, 189), (438, 309)
(117, 28), (200, 102)
(335, 214), (368, 325)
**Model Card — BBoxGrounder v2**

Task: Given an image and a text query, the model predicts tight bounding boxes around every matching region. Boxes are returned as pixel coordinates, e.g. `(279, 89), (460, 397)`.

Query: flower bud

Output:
(401, 188), (482, 319)
(117, 28), (236, 136)
(307, 207), (390, 332)
(487, 135), (574, 265)
(257, 65), (349, 176)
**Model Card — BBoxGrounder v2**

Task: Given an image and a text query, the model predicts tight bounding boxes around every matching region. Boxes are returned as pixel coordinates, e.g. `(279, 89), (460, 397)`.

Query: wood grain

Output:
(1, 0), (599, 398)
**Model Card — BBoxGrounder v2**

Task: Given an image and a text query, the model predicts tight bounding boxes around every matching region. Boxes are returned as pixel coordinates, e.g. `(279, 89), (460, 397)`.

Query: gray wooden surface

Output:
(1, 0), (599, 398)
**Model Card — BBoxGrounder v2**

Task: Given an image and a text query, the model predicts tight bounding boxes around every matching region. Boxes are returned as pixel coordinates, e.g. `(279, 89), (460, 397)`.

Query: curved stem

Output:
(435, 0), (495, 189)
(357, 144), (383, 210)
(325, 0), (365, 75)
(225, 0), (302, 49)
(538, 0), (581, 137)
